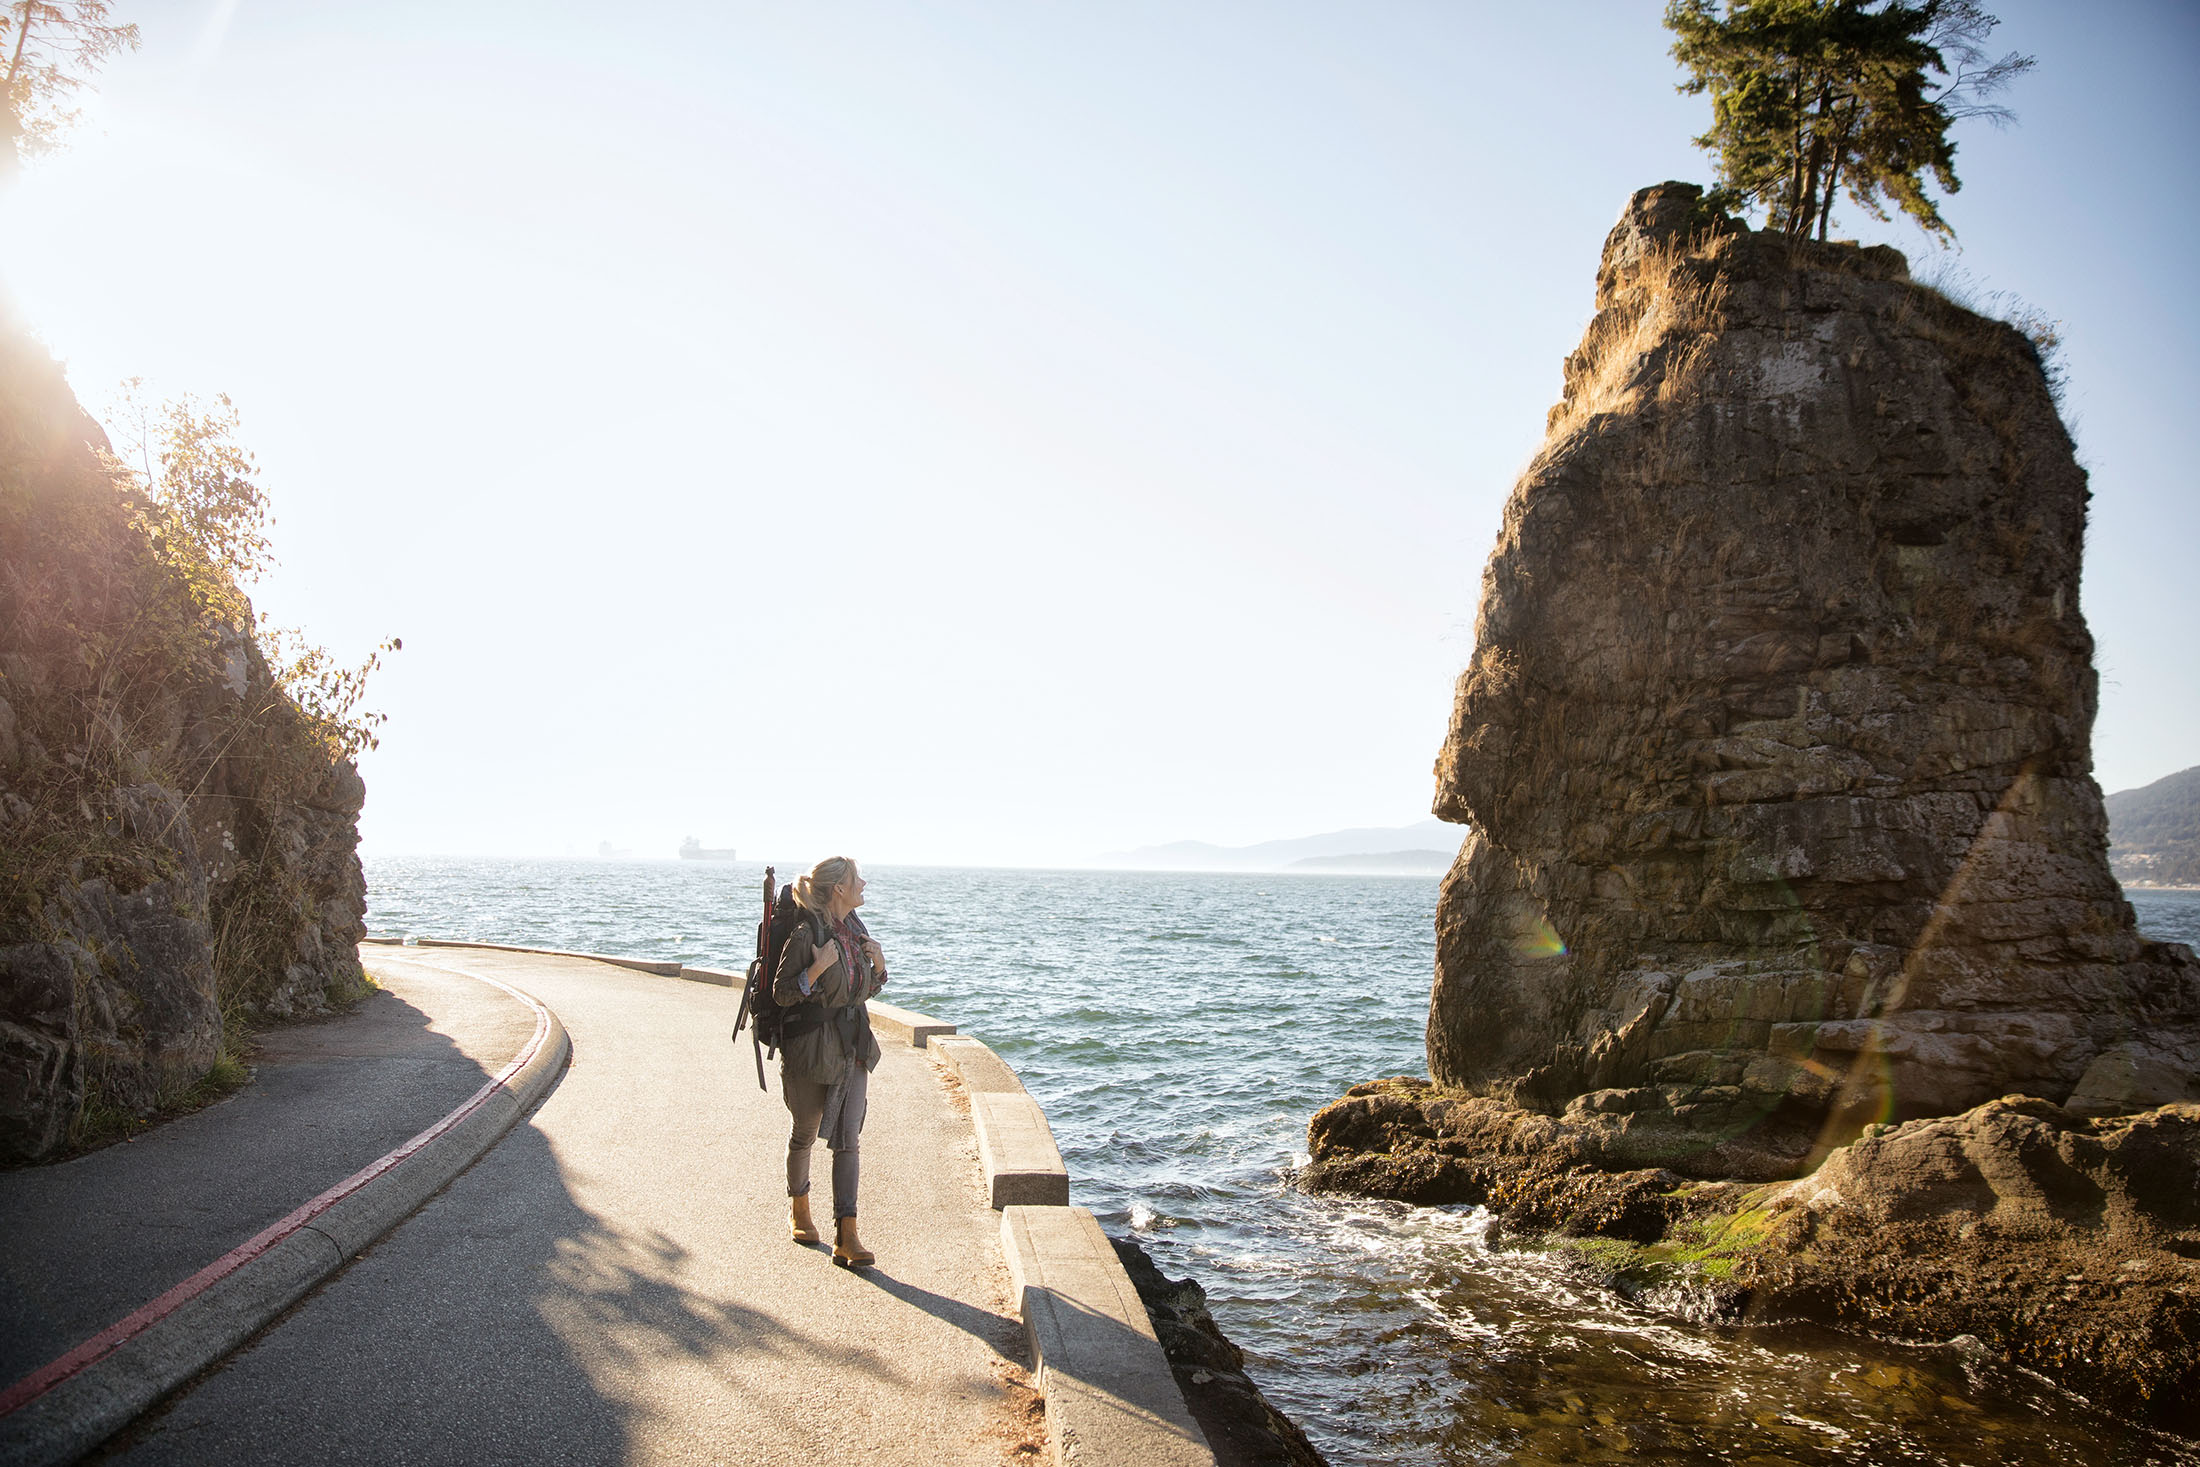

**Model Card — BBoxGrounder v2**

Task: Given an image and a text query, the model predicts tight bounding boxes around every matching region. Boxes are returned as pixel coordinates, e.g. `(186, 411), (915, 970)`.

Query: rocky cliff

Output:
(0, 313), (368, 1164)
(1425, 183), (2200, 1178)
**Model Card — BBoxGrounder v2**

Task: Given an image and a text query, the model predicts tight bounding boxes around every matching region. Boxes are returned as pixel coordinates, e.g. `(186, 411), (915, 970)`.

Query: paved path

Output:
(0, 959), (537, 1390)
(96, 946), (1020, 1465)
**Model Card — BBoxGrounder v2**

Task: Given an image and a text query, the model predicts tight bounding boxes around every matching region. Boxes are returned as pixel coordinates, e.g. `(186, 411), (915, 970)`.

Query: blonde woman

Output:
(771, 855), (889, 1266)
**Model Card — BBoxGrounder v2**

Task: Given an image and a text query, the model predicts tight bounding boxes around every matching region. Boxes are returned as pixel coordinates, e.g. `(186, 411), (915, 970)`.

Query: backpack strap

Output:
(779, 999), (828, 1039)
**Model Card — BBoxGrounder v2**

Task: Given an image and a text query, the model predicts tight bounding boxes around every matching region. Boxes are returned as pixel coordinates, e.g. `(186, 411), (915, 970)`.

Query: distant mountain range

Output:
(2107, 765), (2200, 888)
(1097, 819), (1462, 874)
(1088, 770), (2200, 885)
(1285, 849), (1455, 875)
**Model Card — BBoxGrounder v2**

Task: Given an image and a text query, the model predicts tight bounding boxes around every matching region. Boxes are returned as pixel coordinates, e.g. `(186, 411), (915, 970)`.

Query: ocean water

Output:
(364, 859), (2200, 1466)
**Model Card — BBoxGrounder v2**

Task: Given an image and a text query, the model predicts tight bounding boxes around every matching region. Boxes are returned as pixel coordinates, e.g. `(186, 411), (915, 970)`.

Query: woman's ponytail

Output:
(793, 855), (857, 917)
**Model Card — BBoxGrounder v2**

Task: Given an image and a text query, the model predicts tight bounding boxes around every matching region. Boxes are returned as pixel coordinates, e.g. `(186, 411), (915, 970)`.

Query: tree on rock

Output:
(1665, 0), (2031, 241)
(2, 0), (139, 180)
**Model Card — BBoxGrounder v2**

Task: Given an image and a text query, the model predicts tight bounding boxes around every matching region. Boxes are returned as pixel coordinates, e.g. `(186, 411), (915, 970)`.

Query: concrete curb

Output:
(0, 963), (570, 1467)
(679, 965), (741, 988)
(868, 999), (956, 1048)
(932, 1035), (1025, 1094)
(1001, 1206), (1216, 1467)
(934, 1037), (1071, 1208)
(404, 937), (740, 987)
(411, 936), (682, 977)
(970, 1093), (1073, 1208)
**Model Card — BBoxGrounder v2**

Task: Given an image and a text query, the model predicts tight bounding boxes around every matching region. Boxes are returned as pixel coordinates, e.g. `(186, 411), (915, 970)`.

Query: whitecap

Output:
(1776, 1414), (1853, 1441)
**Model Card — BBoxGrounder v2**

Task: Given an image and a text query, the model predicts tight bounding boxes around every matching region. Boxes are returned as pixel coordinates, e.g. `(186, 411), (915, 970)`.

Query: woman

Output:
(772, 855), (889, 1267)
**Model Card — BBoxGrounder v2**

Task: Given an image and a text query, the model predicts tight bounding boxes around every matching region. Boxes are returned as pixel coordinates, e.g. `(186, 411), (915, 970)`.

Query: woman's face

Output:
(838, 868), (866, 912)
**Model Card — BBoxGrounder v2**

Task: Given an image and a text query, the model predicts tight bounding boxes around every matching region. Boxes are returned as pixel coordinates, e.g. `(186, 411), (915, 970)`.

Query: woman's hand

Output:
(808, 942), (836, 978)
(861, 937), (885, 973)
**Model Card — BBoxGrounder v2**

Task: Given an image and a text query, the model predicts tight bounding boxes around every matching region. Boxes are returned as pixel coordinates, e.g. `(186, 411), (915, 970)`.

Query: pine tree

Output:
(1665, 0), (2032, 241)
(2, 0), (139, 180)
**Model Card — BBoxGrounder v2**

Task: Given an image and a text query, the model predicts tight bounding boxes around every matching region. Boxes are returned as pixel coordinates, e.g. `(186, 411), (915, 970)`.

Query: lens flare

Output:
(1515, 916), (1567, 959)
(1801, 760), (2053, 1170)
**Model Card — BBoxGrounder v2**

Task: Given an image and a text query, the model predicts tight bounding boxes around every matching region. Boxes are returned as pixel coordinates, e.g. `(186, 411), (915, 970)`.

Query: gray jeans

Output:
(783, 1063), (869, 1219)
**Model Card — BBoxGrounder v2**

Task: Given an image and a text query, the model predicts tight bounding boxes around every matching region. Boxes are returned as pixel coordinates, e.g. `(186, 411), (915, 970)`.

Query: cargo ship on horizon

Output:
(679, 837), (737, 861)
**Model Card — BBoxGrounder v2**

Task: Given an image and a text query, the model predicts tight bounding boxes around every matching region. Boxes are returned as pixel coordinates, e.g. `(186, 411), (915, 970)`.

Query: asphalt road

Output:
(96, 947), (1023, 1466)
(0, 958), (537, 1390)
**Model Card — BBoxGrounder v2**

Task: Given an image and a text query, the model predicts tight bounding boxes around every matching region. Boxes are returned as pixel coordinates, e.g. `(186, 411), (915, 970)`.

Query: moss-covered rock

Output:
(1302, 1079), (2200, 1433)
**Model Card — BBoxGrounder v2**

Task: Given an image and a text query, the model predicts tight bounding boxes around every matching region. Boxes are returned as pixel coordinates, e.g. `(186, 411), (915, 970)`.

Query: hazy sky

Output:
(3, 1), (2194, 867)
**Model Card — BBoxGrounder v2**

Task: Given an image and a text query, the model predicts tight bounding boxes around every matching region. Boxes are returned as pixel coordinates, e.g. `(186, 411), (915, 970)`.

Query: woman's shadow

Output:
(819, 1254), (1027, 1360)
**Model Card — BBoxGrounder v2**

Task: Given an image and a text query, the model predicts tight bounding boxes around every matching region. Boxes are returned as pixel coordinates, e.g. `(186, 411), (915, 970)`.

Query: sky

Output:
(2, 0), (2194, 868)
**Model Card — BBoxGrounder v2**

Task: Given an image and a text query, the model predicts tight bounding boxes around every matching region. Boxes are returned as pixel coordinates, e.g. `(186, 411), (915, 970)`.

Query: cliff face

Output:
(0, 315), (368, 1163)
(1429, 183), (2200, 1176)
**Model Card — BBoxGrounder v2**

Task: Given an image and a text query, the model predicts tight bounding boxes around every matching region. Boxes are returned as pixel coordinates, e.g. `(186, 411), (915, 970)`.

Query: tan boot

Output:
(833, 1216), (875, 1269)
(789, 1194), (821, 1244)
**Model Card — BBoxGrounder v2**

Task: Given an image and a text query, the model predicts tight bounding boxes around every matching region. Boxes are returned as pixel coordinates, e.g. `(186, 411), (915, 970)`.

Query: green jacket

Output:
(771, 909), (884, 1084)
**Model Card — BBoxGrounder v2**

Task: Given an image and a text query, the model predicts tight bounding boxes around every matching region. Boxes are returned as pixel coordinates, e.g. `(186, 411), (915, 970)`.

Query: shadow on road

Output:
(107, 1108), (943, 1463)
(851, 1267), (1024, 1360)
(538, 1204), (907, 1388)
(2, 978), (511, 1394)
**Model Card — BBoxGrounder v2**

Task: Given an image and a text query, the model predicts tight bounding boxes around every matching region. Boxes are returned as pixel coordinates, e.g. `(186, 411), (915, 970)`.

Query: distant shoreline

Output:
(356, 853), (1449, 877)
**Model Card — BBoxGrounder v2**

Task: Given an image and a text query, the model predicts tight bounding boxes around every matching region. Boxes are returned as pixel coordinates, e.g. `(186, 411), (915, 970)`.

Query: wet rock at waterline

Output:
(1111, 1236), (1328, 1467)
(1302, 1078), (2200, 1432)
(1303, 1076), (1735, 1228)
(1427, 183), (2200, 1175)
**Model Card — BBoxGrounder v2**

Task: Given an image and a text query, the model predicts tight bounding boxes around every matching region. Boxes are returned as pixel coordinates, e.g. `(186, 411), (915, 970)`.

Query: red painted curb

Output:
(0, 970), (553, 1419)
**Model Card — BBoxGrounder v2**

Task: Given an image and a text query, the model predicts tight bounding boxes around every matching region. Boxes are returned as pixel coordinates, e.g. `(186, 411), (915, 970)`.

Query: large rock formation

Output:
(1428, 183), (2200, 1178)
(0, 311), (368, 1163)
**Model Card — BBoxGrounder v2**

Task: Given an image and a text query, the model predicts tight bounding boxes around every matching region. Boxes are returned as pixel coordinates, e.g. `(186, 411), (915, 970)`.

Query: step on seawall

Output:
(868, 999), (958, 1048)
(1002, 1206), (1216, 1467)
(927, 1025), (1211, 1461)
(932, 1035), (1023, 1094)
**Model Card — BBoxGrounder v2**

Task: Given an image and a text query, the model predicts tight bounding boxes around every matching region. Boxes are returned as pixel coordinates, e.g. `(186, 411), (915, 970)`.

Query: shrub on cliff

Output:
(101, 378), (398, 765)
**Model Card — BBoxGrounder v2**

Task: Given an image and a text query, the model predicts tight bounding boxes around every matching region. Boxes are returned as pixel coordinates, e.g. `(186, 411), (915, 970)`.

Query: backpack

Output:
(731, 868), (822, 1088)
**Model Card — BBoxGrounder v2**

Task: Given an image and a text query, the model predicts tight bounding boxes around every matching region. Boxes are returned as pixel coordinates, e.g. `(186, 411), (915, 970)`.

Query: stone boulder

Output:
(1778, 1094), (2200, 1238)
(1427, 182), (2200, 1177)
